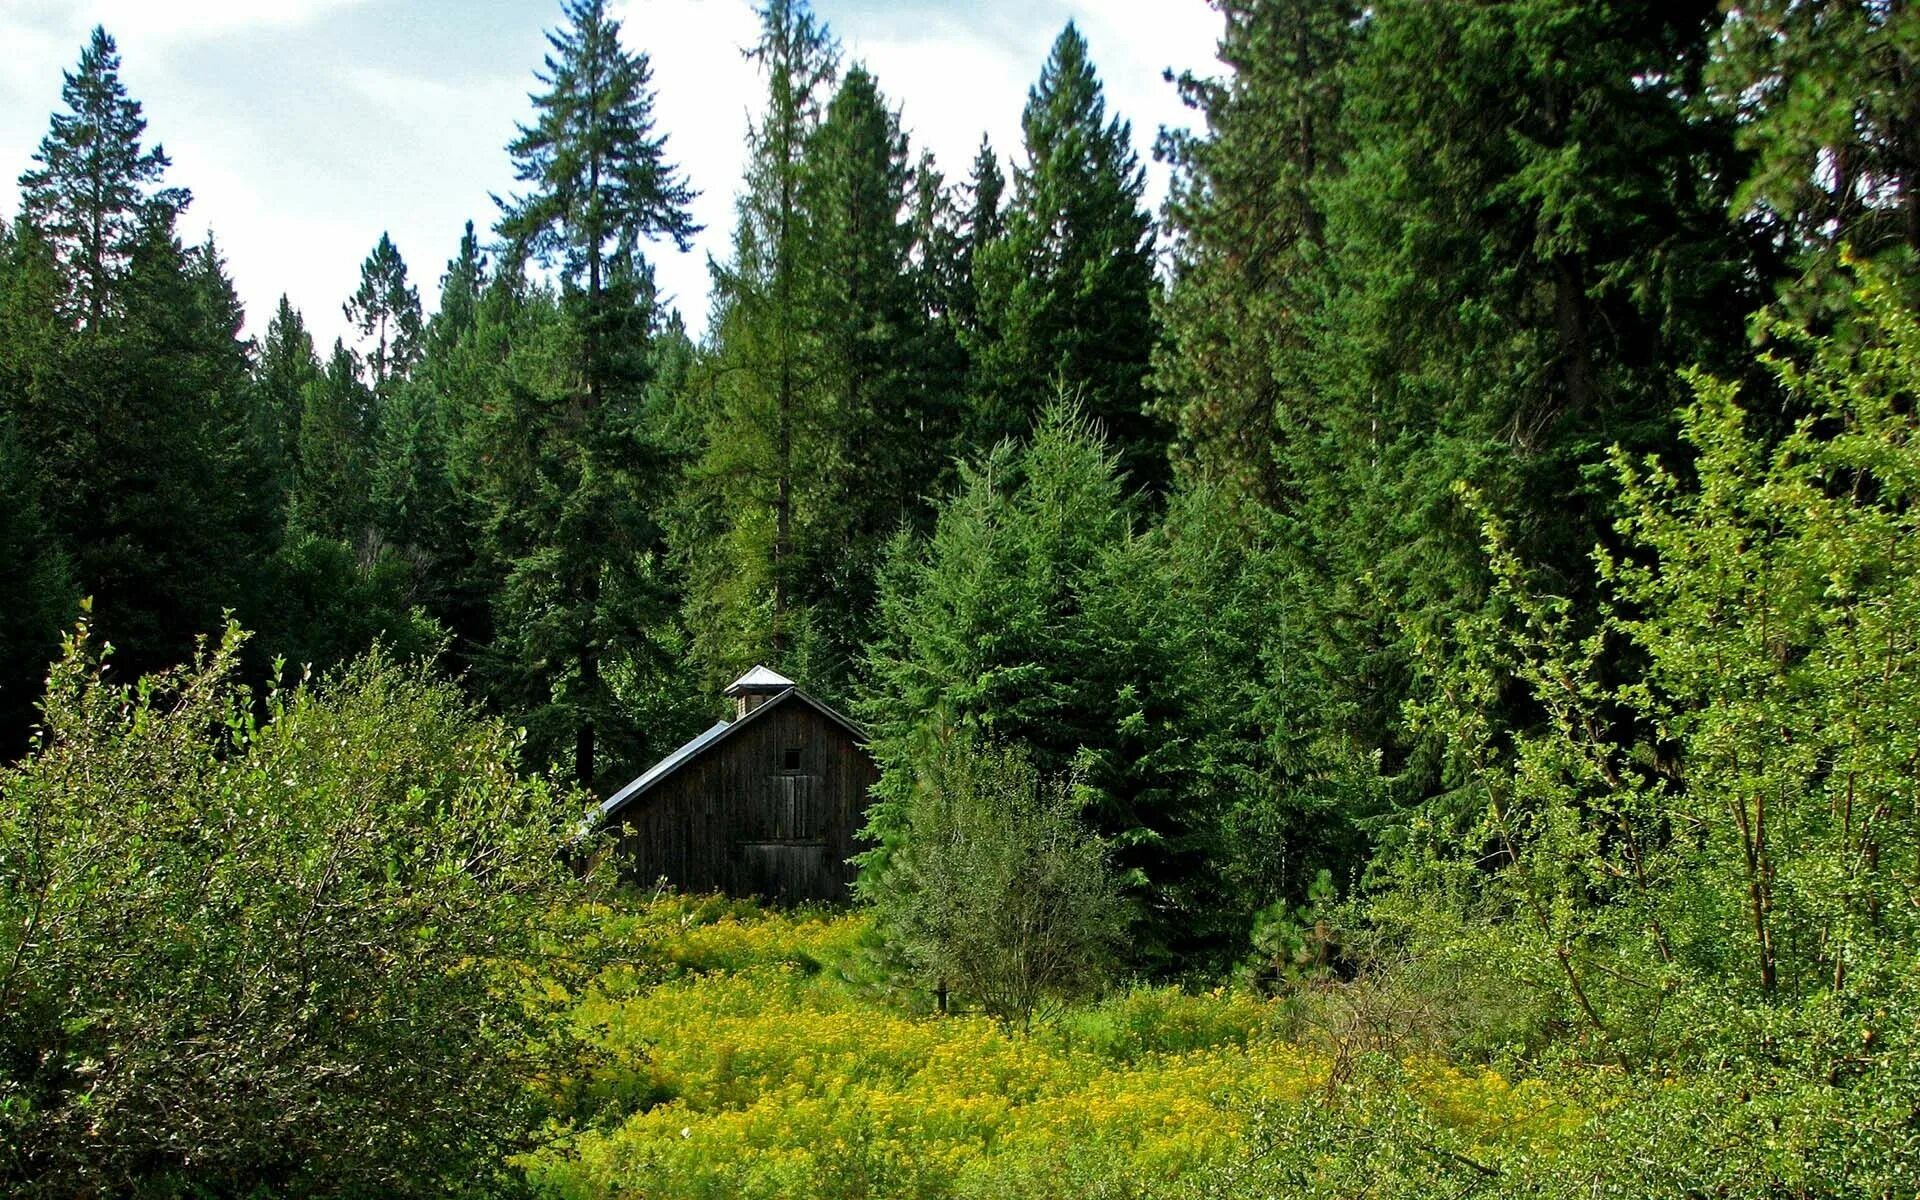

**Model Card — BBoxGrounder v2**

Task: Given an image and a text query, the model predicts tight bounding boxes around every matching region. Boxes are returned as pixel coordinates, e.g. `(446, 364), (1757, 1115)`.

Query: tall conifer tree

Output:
(488, 0), (698, 787)
(18, 27), (186, 329)
(1153, 0), (1357, 508)
(10, 33), (266, 678)
(797, 65), (952, 660)
(1294, 0), (1759, 801)
(973, 24), (1162, 485)
(680, 0), (839, 684)
(343, 232), (423, 393)
(292, 340), (376, 544)
(254, 295), (322, 508)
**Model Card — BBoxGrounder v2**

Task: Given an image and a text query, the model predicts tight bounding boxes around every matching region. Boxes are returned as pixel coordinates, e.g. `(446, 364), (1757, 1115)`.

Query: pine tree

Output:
(679, 0), (840, 685)
(486, 0), (698, 787)
(972, 24), (1162, 485)
(18, 26), (187, 329)
(343, 232), (423, 393)
(254, 295), (322, 507)
(1153, 0), (1358, 508)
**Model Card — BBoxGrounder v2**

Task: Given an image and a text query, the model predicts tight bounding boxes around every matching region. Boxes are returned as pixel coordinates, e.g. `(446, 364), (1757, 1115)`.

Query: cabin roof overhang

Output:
(595, 686), (867, 825)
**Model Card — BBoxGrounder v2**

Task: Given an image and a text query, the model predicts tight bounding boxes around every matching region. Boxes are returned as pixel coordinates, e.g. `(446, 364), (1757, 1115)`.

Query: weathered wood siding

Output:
(612, 696), (878, 904)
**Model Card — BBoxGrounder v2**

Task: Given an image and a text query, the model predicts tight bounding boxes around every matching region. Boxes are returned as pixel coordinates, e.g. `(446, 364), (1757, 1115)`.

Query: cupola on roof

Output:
(723, 665), (795, 695)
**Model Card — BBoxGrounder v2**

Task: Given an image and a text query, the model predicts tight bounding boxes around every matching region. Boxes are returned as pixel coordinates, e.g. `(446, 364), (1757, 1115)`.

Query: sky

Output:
(0, 0), (1224, 347)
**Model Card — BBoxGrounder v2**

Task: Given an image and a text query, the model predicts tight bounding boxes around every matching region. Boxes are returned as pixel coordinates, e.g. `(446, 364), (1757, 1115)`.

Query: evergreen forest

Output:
(5, 1), (1920, 1194)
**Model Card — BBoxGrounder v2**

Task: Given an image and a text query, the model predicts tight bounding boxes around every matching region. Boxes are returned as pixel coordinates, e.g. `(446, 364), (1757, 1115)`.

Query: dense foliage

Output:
(518, 898), (1576, 1199)
(0, 618), (589, 1195)
(519, 898), (1919, 1198)
(862, 738), (1124, 1027)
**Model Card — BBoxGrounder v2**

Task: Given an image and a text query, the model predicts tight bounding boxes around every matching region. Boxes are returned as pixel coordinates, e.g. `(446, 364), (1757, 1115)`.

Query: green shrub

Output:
(0, 618), (591, 1197)
(864, 738), (1126, 1028)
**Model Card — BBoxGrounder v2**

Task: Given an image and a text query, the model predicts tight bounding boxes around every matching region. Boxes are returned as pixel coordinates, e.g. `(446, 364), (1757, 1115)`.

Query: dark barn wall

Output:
(613, 697), (878, 903)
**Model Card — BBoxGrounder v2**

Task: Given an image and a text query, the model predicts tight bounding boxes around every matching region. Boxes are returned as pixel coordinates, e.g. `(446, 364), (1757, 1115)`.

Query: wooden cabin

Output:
(596, 667), (879, 904)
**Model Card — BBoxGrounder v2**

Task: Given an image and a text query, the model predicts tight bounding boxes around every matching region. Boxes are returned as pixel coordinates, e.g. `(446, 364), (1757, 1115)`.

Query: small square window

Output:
(781, 747), (802, 771)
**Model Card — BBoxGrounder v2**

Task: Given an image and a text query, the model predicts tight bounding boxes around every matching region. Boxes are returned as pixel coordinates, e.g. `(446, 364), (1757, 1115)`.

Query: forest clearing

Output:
(518, 896), (1895, 1198)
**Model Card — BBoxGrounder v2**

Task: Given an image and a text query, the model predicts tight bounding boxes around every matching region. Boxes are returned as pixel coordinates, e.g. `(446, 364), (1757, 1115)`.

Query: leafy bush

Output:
(0, 618), (590, 1196)
(863, 738), (1125, 1028)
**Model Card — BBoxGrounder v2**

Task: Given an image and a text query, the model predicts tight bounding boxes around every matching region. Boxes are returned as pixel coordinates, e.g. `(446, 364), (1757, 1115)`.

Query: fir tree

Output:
(953, 137), (1004, 347)
(972, 24), (1163, 486)
(795, 64), (951, 661)
(343, 232), (423, 393)
(18, 26), (187, 329)
(486, 0), (698, 787)
(10, 33), (269, 680)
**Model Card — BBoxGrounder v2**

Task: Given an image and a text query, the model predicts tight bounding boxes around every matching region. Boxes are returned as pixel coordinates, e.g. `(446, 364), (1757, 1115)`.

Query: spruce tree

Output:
(18, 26), (187, 329)
(679, 0), (839, 684)
(343, 232), (423, 393)
(487, 0), (698, 787)
(972, 24), (1162, 486)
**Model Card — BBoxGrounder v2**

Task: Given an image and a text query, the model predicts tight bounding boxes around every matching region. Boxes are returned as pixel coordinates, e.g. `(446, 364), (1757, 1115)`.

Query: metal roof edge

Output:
(595, 686), (867, 824)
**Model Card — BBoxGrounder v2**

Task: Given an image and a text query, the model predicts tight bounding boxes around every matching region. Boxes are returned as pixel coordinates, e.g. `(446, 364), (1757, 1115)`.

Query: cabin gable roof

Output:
(597, 686), (866, 823)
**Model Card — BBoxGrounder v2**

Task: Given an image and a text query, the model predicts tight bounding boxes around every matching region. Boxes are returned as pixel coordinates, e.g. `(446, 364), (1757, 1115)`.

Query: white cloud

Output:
(617, 0), (766, 325)
(4, 0), (374, 45)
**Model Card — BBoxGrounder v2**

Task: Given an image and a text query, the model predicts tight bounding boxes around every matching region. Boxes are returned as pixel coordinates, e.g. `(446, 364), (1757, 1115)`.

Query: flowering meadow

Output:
(517, 897), (1582, 1199)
